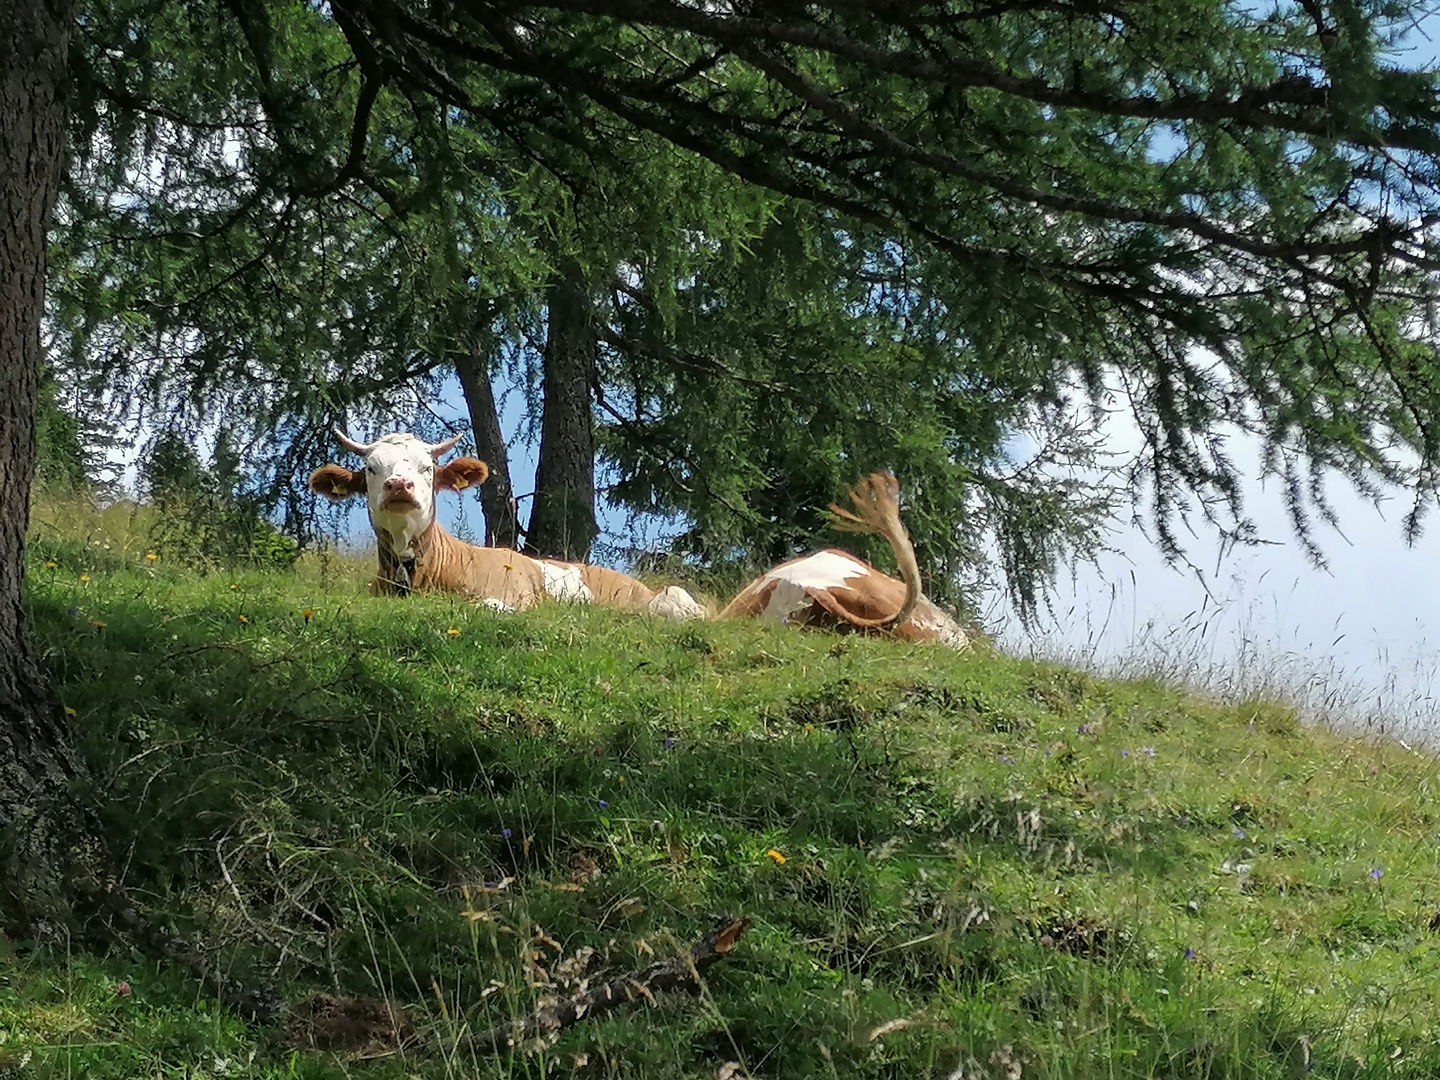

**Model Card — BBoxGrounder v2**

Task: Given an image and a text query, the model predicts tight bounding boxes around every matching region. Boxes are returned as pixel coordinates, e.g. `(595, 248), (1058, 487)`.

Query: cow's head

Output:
(308, 430), (490, 556)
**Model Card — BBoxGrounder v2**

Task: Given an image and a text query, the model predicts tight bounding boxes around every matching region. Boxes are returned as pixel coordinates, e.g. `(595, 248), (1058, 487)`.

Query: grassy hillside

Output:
(4, 517), (1440, 1079)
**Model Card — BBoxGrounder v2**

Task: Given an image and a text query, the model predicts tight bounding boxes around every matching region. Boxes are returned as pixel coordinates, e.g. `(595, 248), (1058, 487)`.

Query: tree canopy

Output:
(50, 0), (1440, 613)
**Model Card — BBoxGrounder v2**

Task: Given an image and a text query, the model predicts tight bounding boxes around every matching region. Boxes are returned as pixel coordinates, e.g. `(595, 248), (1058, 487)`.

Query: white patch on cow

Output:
(356, 433), (447, 555)
(539, 561), (593, 605)
(647, 585), (705, 621)
(757, 550), (870, 622)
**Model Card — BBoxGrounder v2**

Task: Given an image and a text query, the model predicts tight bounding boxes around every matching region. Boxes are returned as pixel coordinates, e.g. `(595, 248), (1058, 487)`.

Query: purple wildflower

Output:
(1233, 827), (1246, 840)
(664, 737), (676, 750)
(501, 828), (513, 840)
(1077, 723), (1095, 736)
(1370, 867), (1384, 881)
(1184, 947), (1195, 960)
(1121, 749), (1130, 759)
(67, 607), (79, 617)
(597, 799), (608, 809)
(1247, 723), (1255, 732)
(1000, 755), (1012, 764)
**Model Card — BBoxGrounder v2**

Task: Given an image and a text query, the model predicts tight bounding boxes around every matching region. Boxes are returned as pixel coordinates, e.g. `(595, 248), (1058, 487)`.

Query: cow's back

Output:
(416, 534), (546, 610)
(721, 549), (966, 648)
(554, 562), (655, 611)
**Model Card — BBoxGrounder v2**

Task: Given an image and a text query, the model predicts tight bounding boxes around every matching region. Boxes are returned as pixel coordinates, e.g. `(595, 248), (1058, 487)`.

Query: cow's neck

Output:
(375, 514), (444, 595)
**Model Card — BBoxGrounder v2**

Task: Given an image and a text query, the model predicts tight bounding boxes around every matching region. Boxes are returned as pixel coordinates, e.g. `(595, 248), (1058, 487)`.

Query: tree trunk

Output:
(526, 261), (599, 561)
(0, 0), (94, 930)
(452, 342), (520, 549)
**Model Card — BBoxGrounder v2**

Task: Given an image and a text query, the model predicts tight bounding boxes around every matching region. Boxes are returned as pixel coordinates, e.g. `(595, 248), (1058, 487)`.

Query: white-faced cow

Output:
(717, 473), (968, 649)
(308, 430), (704, 619)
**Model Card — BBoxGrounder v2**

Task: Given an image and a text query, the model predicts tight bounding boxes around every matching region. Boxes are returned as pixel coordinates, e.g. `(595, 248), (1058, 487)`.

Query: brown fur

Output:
(718, 473), (965, 647)
(540, 560), (660, 612)
(308, 464), (367, 501)
(825, 472), (919, 629)
(373, 520), (546, 608)
(437, 457), (490, 493)
(719, 548), (960, 645)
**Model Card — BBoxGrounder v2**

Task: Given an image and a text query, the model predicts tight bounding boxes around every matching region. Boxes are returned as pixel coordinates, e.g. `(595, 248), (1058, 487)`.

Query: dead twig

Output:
(464, 917), (750, 1055)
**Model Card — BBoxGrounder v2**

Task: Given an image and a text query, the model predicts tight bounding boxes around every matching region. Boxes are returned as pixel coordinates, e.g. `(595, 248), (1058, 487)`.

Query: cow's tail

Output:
(827, 472), (920, 630)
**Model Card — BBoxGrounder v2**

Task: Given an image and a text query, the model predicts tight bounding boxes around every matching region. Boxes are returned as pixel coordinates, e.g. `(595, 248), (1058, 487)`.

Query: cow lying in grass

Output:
(309, 430), (963, 647)
(308, 430), (704, 619)
(719, 473), (968, 649)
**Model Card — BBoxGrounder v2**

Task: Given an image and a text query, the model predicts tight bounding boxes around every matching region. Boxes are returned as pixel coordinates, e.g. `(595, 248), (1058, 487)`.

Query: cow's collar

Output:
(378, 526), (428, 597)
(395, 554), (419, 596)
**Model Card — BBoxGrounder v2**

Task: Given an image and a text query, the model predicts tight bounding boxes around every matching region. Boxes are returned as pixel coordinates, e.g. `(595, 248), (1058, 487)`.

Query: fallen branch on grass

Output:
(100, 883), (284, 1023)
(464, 916), (751, 1055)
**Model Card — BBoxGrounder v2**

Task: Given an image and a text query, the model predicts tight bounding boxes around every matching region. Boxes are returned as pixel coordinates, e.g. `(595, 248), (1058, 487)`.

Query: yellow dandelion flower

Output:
(764, 848), (786, 865)
(238, 615), (249, 624)
(145, 553), (158, 562)
(229, 584), (238, 591)
(64, 705), (76, 716)
(45, 561), (56, 570)
(302, 609), (314, 622)
(91, 620), (106, 629)
(79, 574), (91, 583)
(446, 627), (462, 638)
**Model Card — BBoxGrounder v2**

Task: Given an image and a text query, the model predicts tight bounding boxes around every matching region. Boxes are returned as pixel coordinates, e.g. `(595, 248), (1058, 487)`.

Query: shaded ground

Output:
(3, 535), (1440, 1078)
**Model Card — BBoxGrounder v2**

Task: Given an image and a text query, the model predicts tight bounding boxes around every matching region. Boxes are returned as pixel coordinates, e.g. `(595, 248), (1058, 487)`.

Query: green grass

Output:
(5, 517), (1440, 1079)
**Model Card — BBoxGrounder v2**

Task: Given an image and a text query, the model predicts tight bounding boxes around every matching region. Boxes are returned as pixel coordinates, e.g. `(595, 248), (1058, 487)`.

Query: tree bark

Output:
(452, 341), (520, 549)
(526, 261), (599, 561)
(0, 0), (94, 930)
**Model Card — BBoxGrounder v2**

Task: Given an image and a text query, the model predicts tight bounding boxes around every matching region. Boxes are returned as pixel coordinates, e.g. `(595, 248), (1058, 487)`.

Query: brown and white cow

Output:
(308, 430), (704, 619)
(717, 473), (968, 649)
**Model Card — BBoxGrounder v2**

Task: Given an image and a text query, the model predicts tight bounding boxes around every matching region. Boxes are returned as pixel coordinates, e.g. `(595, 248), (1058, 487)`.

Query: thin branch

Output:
(510, 0), (1437, 151)
(732, 42), (1432, 273)
(461, 917), (750, 1055)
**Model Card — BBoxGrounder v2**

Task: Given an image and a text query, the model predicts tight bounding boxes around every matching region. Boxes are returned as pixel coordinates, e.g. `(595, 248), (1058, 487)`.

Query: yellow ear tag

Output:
(454, 477), (469, 489)
(332, 484), (347, 495)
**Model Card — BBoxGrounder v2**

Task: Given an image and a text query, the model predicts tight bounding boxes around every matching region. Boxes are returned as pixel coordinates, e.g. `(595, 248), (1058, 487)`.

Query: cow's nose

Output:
(383, 477), (415, 492)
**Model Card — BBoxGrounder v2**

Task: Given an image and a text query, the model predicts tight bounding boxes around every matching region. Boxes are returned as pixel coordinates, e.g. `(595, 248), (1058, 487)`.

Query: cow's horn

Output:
(427, 433), (463, 457)
(333, 428), (375, 456)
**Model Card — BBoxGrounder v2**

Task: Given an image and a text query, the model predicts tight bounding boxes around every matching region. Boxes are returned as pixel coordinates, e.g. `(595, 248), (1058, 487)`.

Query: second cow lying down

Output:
(309, 430), (965, 648)
(308, 430), (704, 619)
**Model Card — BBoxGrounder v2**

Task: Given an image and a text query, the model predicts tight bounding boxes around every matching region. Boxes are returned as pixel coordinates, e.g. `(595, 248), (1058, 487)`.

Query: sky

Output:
(983, 409), (1440, 742)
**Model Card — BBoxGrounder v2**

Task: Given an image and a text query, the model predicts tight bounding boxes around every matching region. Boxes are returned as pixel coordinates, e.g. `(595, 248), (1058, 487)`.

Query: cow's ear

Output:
(309, 464), (367, 502)
(437, 457), (490, 492)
